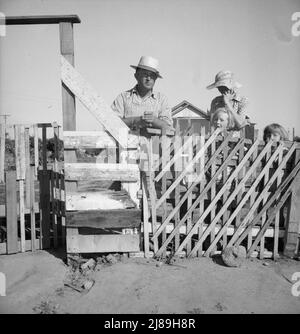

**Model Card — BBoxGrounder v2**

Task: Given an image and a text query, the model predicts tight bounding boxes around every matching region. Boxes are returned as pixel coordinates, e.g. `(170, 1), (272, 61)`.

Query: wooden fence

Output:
(142, 126), (300, 260)
(0, 122), (65, 255)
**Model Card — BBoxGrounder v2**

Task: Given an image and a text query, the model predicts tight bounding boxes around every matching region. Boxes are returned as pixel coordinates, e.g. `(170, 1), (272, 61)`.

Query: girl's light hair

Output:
(263, 123), (288, 143)
(211, 107), (235, 129)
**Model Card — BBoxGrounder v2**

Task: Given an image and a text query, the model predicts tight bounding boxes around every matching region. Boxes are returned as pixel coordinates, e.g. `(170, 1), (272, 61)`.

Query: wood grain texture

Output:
(66, 209), (141, 229)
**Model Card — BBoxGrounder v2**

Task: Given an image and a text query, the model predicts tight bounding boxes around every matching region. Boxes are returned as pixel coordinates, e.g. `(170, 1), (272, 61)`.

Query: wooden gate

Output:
(142, 126), (300, 259)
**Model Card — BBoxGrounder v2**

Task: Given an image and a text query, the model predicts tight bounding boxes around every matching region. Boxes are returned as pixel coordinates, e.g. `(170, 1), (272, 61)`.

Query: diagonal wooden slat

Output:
(154, 135), (246, 256)
(226, 142), (297, 247)
(247, 182), (295, 257)
(155, 128), (221, 209)
(180, 139), (271, 257)
(152, 132), (234, 241)
(204, 142), (285, 255)
(233, 157), (300, 247)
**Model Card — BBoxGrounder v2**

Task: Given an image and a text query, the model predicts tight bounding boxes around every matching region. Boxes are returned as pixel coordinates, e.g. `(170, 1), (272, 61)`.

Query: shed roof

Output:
(172, 100), (209, 119)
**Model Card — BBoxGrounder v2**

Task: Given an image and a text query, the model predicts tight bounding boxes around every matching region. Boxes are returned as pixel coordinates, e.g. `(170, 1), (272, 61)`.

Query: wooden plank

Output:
(14, 125), (26, 180)
(30, 167), (36, 251)
(25, 127), (30, 209)
(19, 180), (26, 252)
(66, 209), (141, 229)
(39, 170), (51, 249)
(60, 23), (76, 131)
(66, 189), (136, 211)
(5, 15), (81, 25)
(0, 123), (5, 183)
(161, 132), (169, 257)
(0, 203), (39, 217)
(147, 222), (285, 238)
(284, 148), (300, 258)
(63, 131), (139, 150)
(64, 163), (140, 182)
(247, 145), (258, 251)
(66, 230), (140, 253)
(142, 176), (150, 257)
(33, 125), (39, 177)
(61, 56), (130, 147)
(197, 127), (205, 256)
(51, 171), (58, 248)
(209, 129), (217, 257)
(41, 125), (47, 171)
(260, 149), (271, 260)
(273, 149), (283, 260)
(0, 239), (41, 255)
(173, 126), (181, 252)
(148, 136), (158, 253)
(5, 171), (18, 254)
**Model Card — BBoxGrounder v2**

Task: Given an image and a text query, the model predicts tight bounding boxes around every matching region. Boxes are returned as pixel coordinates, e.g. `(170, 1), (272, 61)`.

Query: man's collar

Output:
(131, 86), (157, 99)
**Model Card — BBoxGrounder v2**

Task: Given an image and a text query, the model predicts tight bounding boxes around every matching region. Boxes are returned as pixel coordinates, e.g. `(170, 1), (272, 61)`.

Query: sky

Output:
(0, 0), (300, 138)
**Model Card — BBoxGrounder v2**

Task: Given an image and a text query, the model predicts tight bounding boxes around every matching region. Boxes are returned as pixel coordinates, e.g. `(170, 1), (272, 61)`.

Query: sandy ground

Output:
(0, 249), (299, 314)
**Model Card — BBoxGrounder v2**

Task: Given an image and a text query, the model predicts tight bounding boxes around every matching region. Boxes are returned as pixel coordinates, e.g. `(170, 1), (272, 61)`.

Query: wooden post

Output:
(5, 171), (18, 254)
(59, 22), (76, 131)
(284, 148), (300, 258)
(60, 21), (77, 250)
(30, 166), (36, 251)
(0, 123), (5, 183)
(15, 125), (26, 253)
(33, 124), (39, 177)
(25, 126), (31, 209)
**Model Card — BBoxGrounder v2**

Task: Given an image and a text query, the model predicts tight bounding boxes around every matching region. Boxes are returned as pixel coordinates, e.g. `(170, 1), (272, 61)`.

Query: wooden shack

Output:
(172, 100), (210, 134)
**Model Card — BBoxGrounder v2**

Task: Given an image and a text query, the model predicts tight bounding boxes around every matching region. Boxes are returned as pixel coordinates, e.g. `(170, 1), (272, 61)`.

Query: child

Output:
(207, 70), (249, 130)
(263, 123), (289, 144)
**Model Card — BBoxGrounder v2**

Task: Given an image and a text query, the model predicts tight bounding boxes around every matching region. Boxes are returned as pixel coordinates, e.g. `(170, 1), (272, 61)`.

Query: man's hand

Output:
(223, 90), (234, 107)
(142, 111), (154, 125)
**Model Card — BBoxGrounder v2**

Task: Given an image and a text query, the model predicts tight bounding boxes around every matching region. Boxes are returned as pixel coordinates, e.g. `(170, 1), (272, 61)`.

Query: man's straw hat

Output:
(207, 70), (242, 90)
(130, 56), (162, 78)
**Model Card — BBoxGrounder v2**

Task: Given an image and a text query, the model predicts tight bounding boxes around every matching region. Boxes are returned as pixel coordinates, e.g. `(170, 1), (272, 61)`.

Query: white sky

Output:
(0, 0), (299, 137)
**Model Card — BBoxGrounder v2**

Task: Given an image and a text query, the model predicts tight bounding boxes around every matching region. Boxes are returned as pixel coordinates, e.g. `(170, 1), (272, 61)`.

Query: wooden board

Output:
(66, 189), (136, 211)
(66, 209), (141, 229)
(63, 131), (138, 150)
(64, 163), (140, 182)
(66, 229), (140, 253)
(61, 56), (130, 148)
(5, 171), (18, 254)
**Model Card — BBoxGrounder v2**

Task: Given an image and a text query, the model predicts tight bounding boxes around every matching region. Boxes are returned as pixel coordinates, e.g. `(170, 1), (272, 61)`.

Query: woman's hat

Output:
(130, 56), (162, 78)
(206, 70), (242, 90)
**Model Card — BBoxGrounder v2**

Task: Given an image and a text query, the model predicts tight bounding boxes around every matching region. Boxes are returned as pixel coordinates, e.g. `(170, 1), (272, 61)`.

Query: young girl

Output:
(263, 123), (289, 144)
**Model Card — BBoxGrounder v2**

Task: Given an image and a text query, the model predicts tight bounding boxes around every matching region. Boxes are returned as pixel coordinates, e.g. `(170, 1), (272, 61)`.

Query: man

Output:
(111, 56), (173, 132)
(207, 70), (249, 130)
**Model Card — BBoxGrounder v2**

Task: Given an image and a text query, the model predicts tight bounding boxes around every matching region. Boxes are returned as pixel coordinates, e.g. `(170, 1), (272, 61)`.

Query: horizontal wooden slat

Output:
(5, 15), (81, 25)
(66, 209), (141, 228)
(63, 131), (139, 149)
(66, 231), (140, 253)
(145, 222), (285, 238)
(64, 163), (140, 181)
(0, 203), (39, 217)
(0, 239), (40, 255)
(66, 190), (136, 211)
